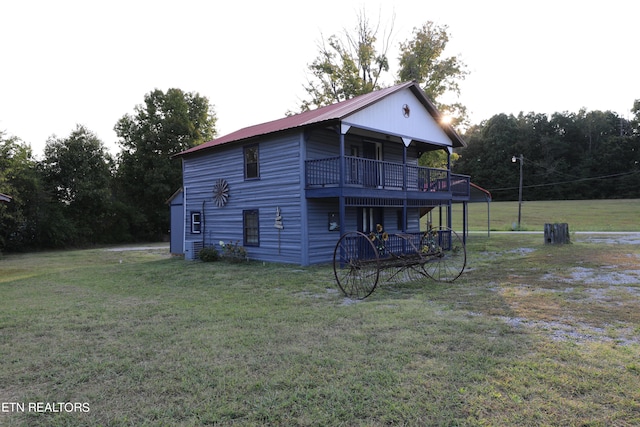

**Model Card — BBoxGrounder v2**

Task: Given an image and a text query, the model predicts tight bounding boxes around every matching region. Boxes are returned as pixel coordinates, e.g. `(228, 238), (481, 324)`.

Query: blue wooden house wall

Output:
(182, 131), (306, 262)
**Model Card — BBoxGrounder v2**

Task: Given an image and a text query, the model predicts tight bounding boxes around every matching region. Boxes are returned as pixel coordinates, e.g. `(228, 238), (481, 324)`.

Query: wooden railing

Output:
(305, 156), (470, 197)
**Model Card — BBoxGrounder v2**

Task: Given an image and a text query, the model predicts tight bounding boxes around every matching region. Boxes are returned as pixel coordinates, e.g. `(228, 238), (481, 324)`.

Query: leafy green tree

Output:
(0, 133), (40, 251)
(300, 13), (468, 128)
(115, 88), (217, 240)
(301, 10), (394, 111)
(397, 22), (469, 127)
(631, 99), (640, 135)
(41, 125), (114, 245)
(455, 109), (640, 201)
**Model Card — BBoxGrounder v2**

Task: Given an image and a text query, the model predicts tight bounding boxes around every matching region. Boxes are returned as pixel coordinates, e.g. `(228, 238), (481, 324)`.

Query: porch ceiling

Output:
(345, 126), (449, 152)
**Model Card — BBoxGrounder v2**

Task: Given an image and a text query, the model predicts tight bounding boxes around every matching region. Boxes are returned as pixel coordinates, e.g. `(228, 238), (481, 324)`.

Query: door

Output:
(358, 207), (384, 233)
(362, 141), (382, 187)
(357, 207), (384, 259)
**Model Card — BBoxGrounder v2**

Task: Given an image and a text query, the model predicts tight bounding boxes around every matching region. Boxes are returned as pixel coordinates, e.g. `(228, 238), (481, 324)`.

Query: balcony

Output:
(305, 156), (470, 199)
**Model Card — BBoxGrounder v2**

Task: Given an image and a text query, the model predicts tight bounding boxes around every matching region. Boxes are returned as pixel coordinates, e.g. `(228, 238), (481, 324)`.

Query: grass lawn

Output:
(450, 198), (640, 232)
(1, 218), (640, 425)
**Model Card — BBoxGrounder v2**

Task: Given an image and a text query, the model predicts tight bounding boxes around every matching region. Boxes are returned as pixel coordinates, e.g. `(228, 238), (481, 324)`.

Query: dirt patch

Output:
(575, 232), (640, 245)
(542, 266), (640, 285)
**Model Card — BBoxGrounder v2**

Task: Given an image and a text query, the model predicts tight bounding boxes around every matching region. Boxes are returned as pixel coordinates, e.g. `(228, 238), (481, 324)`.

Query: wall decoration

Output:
(274, 207), (284, 230)
(402, 104), (410, 118)
(213, 178), (229, 207)
(274, 207), (283, 255)
(328, 212), (339, 231)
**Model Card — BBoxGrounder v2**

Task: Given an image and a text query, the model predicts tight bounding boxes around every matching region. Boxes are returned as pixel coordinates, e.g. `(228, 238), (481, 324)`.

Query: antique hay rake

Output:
(332, 226), (466, 299)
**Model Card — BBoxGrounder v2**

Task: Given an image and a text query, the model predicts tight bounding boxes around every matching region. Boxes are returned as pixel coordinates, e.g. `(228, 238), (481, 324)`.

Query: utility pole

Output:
(512, 154), (523, 230)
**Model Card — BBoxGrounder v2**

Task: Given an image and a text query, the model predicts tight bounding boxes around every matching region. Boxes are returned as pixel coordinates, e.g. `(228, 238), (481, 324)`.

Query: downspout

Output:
(202, 200), (206, 248)
(182, 158), (187, 256)
(299, 131), (309, 265)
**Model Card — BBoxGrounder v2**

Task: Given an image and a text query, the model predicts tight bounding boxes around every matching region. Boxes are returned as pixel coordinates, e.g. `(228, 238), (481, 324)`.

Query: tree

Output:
(41, 125), (114, 245)
(397, 22), (469, 127)
(631, 99), (640, 136)
(0, 132), (41, 251)
(454, 109), (640, 201)
(300, 12), (468, 129)
(115, 88), (217, 240)
(300, 10), (394, 111)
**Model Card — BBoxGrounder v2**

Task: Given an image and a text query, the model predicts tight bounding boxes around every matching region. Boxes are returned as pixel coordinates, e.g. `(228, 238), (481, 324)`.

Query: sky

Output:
(1, 0), (637, 157)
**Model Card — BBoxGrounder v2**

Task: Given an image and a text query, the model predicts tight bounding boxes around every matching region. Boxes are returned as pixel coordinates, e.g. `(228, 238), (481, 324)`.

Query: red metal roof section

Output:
(177, 82), (464, 157)
(470, 182), (492, 201)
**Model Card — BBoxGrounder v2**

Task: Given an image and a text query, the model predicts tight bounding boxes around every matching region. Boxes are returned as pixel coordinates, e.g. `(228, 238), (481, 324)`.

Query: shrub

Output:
(218, 240), (248, 263)
(198, 246), (219, 262)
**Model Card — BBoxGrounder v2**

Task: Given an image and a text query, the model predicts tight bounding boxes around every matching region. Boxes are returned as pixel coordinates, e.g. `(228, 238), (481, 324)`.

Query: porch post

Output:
(463, 201), (468, 244)
(402, 143), (407, 232)
(339, 131), (346, 235)
(402, 144), (407, 191)
(446, 149), (452, 231)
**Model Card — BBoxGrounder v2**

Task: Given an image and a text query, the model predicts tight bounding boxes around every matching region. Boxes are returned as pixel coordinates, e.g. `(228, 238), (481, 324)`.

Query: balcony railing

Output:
(305, 156), (470, 197)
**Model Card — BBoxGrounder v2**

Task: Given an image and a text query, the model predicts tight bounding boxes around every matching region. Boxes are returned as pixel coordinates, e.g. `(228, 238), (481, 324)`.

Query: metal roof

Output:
(469, 182), (492, 202)
(0, 193), (12, 203)
(176, 81), (465, 157)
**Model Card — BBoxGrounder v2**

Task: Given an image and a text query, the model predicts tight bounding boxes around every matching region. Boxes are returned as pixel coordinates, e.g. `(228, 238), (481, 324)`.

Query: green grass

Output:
(451, 198), (640, 231)
(1, 228), (640, 425)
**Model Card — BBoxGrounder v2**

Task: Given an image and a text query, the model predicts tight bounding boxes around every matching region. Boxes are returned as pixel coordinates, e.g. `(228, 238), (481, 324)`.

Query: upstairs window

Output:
(244, 145), (259, 179)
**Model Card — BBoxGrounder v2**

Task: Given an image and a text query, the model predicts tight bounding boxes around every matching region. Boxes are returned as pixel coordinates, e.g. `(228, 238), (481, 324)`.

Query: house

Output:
(172, 81), (471, 265)
(0, 193), (11, 203)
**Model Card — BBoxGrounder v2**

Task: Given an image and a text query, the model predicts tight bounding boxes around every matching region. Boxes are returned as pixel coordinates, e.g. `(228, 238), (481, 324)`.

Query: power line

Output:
(488, 170), (640, 192)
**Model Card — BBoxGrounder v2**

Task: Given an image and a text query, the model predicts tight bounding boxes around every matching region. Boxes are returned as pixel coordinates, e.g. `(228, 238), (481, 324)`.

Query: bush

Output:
(218, 240), (247, 263)
(198, 246), (219, 262)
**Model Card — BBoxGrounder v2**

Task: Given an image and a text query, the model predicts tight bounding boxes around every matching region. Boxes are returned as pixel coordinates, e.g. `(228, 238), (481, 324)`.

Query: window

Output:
(191, 211), (202, 234)
(244, 145), (259, 179)
(243, 210), (259, 246)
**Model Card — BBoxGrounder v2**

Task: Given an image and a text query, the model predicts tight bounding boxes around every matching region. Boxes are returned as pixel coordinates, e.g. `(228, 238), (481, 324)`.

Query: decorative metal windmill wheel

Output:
(213, 178), (229, 207)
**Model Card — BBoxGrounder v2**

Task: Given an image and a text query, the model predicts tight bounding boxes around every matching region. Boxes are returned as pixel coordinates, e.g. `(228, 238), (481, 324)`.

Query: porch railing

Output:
(305, 156), (470, 197)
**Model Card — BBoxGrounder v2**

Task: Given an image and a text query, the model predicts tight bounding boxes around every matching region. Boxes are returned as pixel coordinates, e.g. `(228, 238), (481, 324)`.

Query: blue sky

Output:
(1, 0), (637, 156)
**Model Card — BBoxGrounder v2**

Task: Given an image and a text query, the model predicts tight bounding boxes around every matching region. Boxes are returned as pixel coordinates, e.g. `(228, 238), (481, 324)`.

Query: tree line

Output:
(0, 88), (216, 252)
(453, 106), (640, 201)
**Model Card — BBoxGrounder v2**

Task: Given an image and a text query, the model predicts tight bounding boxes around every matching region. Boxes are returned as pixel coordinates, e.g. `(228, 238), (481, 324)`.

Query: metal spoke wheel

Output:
(422, 226), (466, 282)
(333, 231), (380, 299)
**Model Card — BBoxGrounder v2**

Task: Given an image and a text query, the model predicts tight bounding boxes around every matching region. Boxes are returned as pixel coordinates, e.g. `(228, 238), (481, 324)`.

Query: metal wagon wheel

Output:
(421, 226), (466, 282)
(333, 231), (380, 299)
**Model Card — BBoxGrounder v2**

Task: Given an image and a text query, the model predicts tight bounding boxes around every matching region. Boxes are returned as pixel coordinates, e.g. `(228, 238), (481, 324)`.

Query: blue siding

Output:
(182, 132), (304, 263)
(306, 129), (339, 159)
(306, 199), (339, 264)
